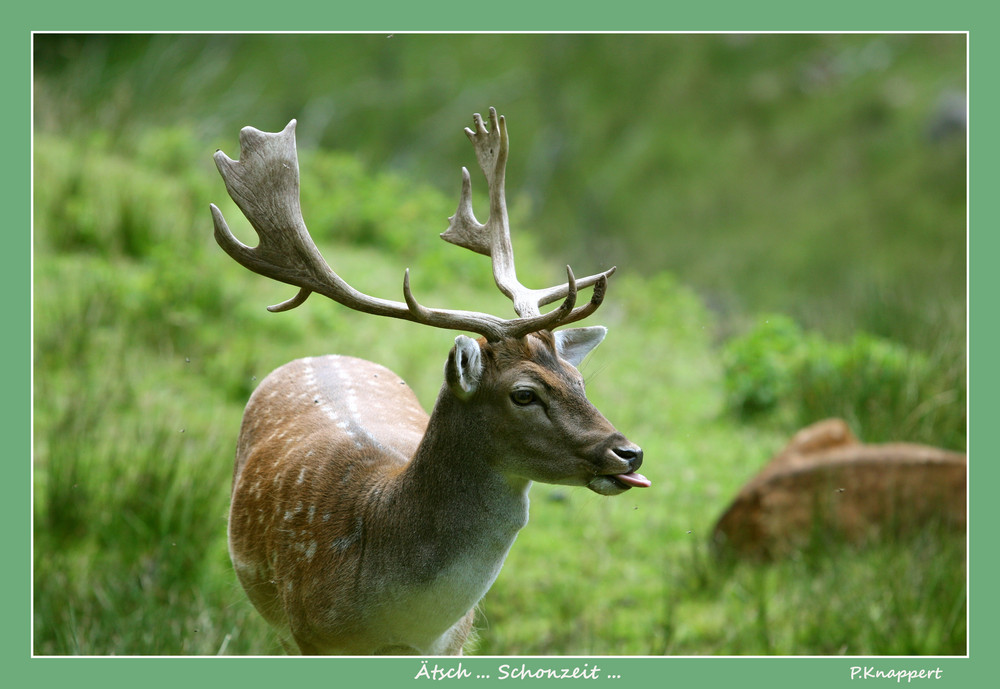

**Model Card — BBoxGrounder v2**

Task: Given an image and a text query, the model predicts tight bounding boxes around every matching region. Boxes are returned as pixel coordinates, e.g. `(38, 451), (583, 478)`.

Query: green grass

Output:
(32, 123), (965, 656)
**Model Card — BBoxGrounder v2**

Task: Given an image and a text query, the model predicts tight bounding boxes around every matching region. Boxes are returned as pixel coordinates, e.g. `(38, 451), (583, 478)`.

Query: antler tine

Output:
(549, 271), (610, 328)
(441, 108), (614, 328)
(533, 266), (618, 307)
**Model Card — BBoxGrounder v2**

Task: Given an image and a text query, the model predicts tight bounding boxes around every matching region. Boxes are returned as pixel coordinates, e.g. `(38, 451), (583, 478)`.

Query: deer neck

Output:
(377, 386), (530, 587)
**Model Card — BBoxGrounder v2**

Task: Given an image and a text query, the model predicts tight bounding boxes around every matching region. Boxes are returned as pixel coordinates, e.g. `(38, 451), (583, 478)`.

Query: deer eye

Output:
(510, 389), (536, 406)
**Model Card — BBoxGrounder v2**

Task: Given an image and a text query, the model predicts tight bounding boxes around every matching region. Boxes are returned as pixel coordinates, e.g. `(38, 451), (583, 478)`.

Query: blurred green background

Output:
(32, 33), (966, 656)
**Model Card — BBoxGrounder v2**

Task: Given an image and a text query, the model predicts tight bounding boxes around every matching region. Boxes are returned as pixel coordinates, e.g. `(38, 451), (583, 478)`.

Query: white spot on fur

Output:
(333, 364), (361, 421)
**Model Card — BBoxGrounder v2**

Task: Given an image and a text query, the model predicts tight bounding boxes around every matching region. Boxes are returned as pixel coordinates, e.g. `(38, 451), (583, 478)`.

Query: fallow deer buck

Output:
(211, 108), (648, 655)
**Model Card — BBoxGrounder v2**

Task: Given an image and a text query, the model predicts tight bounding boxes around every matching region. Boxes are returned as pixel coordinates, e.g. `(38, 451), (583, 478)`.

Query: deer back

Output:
(228, 356), (430, 648)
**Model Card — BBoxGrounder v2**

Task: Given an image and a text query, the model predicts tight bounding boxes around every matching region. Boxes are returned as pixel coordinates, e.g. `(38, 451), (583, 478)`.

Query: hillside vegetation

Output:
(32, 34), (966, 655)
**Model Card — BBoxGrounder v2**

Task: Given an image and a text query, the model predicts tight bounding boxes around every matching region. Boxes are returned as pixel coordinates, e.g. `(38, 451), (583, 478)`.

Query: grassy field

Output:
(32, 34), (966, 656)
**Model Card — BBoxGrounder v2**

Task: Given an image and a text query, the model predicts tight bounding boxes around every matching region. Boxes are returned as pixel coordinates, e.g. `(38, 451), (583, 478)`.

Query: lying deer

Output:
(211, 108), (648, 655)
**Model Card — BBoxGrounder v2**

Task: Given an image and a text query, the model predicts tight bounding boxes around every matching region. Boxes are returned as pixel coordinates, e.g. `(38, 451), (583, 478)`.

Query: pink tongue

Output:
(616, 472), (651, 488)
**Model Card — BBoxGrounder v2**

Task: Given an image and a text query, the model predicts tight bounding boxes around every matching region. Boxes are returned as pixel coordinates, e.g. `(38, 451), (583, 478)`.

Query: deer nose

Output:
(613, 445), (643, 471)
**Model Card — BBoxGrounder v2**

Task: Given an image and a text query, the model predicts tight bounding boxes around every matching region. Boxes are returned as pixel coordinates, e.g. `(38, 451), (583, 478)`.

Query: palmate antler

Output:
(210, 109), (614, 341)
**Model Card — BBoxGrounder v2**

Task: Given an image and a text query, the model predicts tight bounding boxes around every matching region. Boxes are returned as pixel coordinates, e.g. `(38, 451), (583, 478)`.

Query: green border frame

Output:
(14, 2), (992, 687)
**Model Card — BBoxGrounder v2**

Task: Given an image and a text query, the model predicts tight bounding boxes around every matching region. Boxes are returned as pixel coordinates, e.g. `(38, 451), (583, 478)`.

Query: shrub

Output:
(722, 315), (965, 450)
(721, 315), (812, 419)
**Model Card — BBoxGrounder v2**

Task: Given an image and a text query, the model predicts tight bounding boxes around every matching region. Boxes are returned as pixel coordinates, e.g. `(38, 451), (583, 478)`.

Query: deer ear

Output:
(554, 326), (607, 368)
(446, 335), (483, 399)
